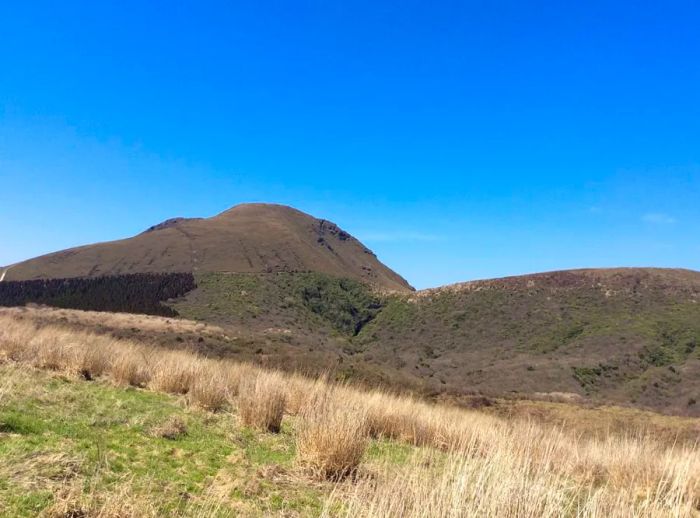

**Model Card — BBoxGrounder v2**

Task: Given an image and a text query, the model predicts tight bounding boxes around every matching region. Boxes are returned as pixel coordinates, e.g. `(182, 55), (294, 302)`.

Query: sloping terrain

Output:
(3, 203), (700, 414)
(353, 268), (700, 415)
(1, 316), (698, 517)
(52, 267), (698, 416)
(9, 267), (700, 415)
(2, 203), (412, 292)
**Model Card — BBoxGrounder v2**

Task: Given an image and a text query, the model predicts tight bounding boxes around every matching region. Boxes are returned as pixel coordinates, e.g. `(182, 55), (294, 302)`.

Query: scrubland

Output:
(0, 311), (699, 517)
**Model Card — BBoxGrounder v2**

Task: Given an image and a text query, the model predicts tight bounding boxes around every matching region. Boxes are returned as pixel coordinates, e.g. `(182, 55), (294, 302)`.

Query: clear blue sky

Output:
(1, 1), (699, 289)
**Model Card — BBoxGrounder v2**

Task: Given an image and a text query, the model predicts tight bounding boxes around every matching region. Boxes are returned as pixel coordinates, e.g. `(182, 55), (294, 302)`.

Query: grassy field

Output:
(1, 311), (699, 517)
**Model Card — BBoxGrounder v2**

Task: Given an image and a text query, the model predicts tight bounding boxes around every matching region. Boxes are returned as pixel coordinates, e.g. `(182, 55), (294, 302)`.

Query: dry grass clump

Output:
(237, 371), (287, 433)
(29, 332), (73, 371)
(188, 362), (232, 411)
(111, 346), (152, 387)
(40, 482), (159, 518)
(149, 352), (198, 395)
(150, 415), (188, 440)
(72, 343), (113, 380)
(365, 392), (434, 446)
(297, 386), (369, 481)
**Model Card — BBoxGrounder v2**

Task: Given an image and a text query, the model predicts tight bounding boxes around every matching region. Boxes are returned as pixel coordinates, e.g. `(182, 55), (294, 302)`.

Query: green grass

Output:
(0, 364), (326, 517)
(0, 362), (438, 516)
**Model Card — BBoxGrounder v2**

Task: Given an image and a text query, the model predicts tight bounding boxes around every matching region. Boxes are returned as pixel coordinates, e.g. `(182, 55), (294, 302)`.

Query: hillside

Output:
(1, 314), (698, 517)
(13, 267), (696, 415)
(166, 267), (700, 415)
(3, 203), (700, 414)
(353, 267), (700, 414)
(1, 203), (412, 292)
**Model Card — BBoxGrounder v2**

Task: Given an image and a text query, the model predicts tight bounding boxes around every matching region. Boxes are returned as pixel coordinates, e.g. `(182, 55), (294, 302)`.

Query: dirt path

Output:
(0, 266), (12, 282)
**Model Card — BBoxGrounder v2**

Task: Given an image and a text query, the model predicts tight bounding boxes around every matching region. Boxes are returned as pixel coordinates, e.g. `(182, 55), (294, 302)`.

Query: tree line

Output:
(0, 273), (196, 316)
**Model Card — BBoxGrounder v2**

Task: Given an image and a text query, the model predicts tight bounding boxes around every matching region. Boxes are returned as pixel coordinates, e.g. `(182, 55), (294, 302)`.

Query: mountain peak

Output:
(5, 204), (413, 292)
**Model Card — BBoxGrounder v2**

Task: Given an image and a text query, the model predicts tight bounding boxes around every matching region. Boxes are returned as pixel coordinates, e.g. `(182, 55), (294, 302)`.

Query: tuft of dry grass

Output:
(237, 372), (287, 433)
(111, 346), (152, 387)
(72, 342), (113, 380)
(41, 488), (158, 518)
(187, 361), (232, 411)
(150, 415), (188, 440)
(297, 385), (368, 481)
(149, 352), (199, 395)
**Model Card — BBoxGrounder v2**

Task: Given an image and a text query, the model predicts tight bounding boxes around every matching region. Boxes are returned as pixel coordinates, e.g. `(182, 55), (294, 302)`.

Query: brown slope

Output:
(4, 203), (413, 292)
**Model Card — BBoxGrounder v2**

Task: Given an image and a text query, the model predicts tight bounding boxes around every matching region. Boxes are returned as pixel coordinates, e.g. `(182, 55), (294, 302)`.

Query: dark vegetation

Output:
(298, 274), (382, 335)
(0, 273), (195, 316)
(172, 272), (383, 337)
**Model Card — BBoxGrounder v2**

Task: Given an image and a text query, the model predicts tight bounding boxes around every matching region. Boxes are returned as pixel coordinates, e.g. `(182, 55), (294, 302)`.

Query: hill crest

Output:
(3, 203), (413, 292)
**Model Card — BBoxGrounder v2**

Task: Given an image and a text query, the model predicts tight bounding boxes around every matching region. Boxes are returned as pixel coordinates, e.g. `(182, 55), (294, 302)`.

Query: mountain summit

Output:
(3, 203), (413, 292)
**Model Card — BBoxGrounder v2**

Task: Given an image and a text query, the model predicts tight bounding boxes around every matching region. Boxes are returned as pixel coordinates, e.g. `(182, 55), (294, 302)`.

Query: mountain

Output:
(2, 203), (412, 292)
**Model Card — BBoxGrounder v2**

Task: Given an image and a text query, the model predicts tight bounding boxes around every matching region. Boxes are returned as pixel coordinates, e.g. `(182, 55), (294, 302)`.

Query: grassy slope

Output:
(0, 363), (413, 517)
(1, 316), (699, 517)
(171, 272), (410, 386)
(171, 269), (700, 415)
(356, 269), (700, 414)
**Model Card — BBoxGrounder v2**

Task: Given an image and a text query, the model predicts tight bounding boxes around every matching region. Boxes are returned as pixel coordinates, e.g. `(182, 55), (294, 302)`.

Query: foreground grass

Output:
(1, 312), (699, 517)
(0, 364), (324, 517)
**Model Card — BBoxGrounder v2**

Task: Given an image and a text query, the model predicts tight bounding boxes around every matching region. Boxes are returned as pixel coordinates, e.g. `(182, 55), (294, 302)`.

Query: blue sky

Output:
(1, 1), (699, 289)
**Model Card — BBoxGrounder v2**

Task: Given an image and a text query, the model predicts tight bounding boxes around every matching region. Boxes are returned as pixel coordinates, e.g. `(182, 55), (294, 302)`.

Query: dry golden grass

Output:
(0, 305), (227, 337)
(40, 482), (158, 518)
(149, 351), (199, 395)
(111, 346), (153, 387)
(237, 371), (287, 433)
(187, 360), (235, 411)
(40, 479), (230, 518)
(296, 384), (368, 481)
(1, 310), (699, 517)
(150, 415), (188, 440)
(327, 424), (700, 518)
